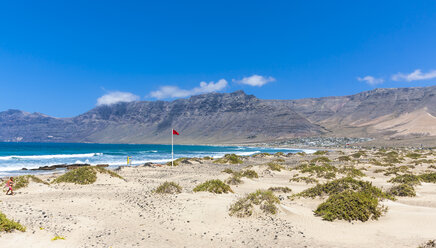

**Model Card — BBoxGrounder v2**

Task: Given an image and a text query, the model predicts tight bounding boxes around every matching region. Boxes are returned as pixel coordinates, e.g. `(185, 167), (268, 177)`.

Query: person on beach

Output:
(5, 177), (14, 195)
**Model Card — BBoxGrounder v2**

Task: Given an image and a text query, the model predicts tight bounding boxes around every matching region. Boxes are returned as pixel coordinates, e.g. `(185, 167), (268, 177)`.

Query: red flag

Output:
(172, 129), (180, 135)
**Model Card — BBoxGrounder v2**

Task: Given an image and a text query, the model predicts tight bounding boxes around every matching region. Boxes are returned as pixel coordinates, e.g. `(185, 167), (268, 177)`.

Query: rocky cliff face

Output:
(1, 86), (435, 144)
(0, 91), (323, 144)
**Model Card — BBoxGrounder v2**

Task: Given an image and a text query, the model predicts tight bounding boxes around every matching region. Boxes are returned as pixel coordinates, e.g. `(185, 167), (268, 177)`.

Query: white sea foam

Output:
(0, 153), (102, 160)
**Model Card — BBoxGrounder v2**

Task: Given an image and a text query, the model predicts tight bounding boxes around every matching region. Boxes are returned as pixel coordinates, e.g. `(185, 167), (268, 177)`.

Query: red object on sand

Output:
(173, 129), (180, 135)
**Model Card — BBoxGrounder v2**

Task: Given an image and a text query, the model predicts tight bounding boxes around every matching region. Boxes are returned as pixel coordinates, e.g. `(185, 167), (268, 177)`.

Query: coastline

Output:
(0, 148), (435, 247)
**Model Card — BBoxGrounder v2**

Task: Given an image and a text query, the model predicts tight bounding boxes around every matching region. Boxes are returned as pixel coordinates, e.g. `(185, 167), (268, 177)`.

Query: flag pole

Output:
(171, 128), (174, 167)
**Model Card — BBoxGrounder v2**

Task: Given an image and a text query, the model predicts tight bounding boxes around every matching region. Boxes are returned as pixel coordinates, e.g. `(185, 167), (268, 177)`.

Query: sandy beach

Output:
(1, 148), (435, 248)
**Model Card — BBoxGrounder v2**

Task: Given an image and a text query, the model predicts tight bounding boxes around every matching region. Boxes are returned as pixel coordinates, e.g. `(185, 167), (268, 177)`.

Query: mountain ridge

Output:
(1, 86), (435, 144)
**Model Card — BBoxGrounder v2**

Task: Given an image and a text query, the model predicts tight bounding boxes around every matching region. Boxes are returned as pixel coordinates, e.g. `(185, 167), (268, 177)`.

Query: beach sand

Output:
(0, 149), (435, 247)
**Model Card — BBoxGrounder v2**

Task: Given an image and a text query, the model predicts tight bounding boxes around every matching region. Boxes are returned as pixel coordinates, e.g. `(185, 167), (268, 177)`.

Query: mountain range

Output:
(1, 86), (435, 144)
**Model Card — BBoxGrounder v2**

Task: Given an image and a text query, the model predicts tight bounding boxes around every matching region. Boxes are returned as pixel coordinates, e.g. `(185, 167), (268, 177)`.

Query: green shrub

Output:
(314, 190), (386, 222)
(222, 168), (236, 174)
(154, 181), (182, 194)
(274, 158), (285, 163)
(166, 157), (189, 166)
(338, 156), (351, 162)
(290, 176), (319, 184)
(428, 165), (436, 169)
(419, 172), (436, 183)
(297, 163), (337, 179)
(241, 170), (259, 179)
(202, 156), (213, 160)
(313, 151), (328, 155)
(370, 159), (384, 166)
(296, 152), (306, 156)
(267, 162), (284, 171)
(53, 166), (123, 184)
(388, 174), (421, 186)
(310, 156), (331, 163)
(13, 175), (49, 190)
(229, 190), (280, 217)
(226, 175), (243, 185)
(0, 211), (26, 232)
(193, 179), (233, 194)
(406, 153), (422, 159)
(296, 177), (392, 200)
(418, 240), (436, 248)
(383, 166), (410, 176)
(388, 184), (416, 197)
(351, 151), (366, 158)
(252, 152), (271, 158)
(268, 186), (292, 193)
(339, 166), (366, 178)
(215, 154), (243, 164)
(274, 152), (285, 156)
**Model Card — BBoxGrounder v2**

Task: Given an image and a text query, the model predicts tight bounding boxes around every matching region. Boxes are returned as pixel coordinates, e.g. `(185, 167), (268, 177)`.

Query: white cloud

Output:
(357, 76), (384, 85)
(97, 91), (140, 106)
(233, 74), (275, 87)
(391, 69), (436, 82)
(149, 79), (228, 99)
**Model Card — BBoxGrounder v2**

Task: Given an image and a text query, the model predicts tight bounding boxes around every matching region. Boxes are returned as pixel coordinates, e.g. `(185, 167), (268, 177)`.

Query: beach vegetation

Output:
(383, 166), (410, 176)
(154, 181), (182, 194)
(418, 240), (436, 248)
(226, 174), (243, 185)
(193, 179), (233, 194)
(405, 153), (422, 159)
(296, 152), (306, 156)
(267, 162), (284, 171)
(268, 186), (292, 193)
(339, 166), (366, 178)
(274, 152), (285, 156)
(241, 169), (259, 179)
(222, 168), (236, 174)
(295, 177), (392, 200)
(419, 172), (436, 183)
(351, 151), (366, 158)
(314, 190), (386, 222)
(313, 150), (328, 155)
(388, 174), (421, 186)
(274, 158), (285, 163)
(13, 175), (49, 190)
(290, 176), (319, 184)
(53, 166), (123, 185)
(215, 154), (243, 164)
(310, 156), (331, 163)
(338, 156), (351, 162)
(252, 152), (271, 158)
(229, 190), (280, 217)
(166, 157), (189, 166)
(0, 211), (26, 232)
(388, 184), (416, 197)
(295, 163), (337, 179)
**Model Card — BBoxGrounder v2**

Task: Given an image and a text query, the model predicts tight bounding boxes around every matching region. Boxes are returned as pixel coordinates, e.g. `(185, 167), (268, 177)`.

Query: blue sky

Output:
(1, 1), (436, 117)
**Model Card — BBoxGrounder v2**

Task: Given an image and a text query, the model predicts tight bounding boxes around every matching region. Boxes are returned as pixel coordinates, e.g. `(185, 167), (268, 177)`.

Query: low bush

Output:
(154, 181), (182, 194)
(241, 170), (259, 179)
(193, 179), (233, 194)
(296, 163), (337, 179)
(313, 150), (328, 155)
(13, 175), (49, 190)
(314, 190), (386, 222)
(388, 174), (421, 186)
(296, 177), (392, 200)
(166, 157), (190, 166)
(339, 166), (366, 178)
(388, 184), (416, 197)
(351, 151), (366, 158)
(222, 168), (236, 174)
(0, 211), (26, 232)
(268, 186), (292, 193)
(290, 176), (319, 184)
(229, 190), (280, 217)
(310, 156), (331, 163)
(419, 172), (436, 183)
(252, 152), (271, 158)
(274, 152), (285, 156)
(338, 156), (351, 162)
(267, 162), (284, 172)
(405, 153), (422, 159)
(418, 240), (436, 248)
(226, 175), (243, 185)
(53, 166), (123, 184)
(383, 166), (410, 176)
(215, 154), (243, 164)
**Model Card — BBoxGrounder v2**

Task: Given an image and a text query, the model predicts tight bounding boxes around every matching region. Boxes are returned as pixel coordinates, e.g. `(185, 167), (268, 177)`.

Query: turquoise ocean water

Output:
(0, 142), (311, 177)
